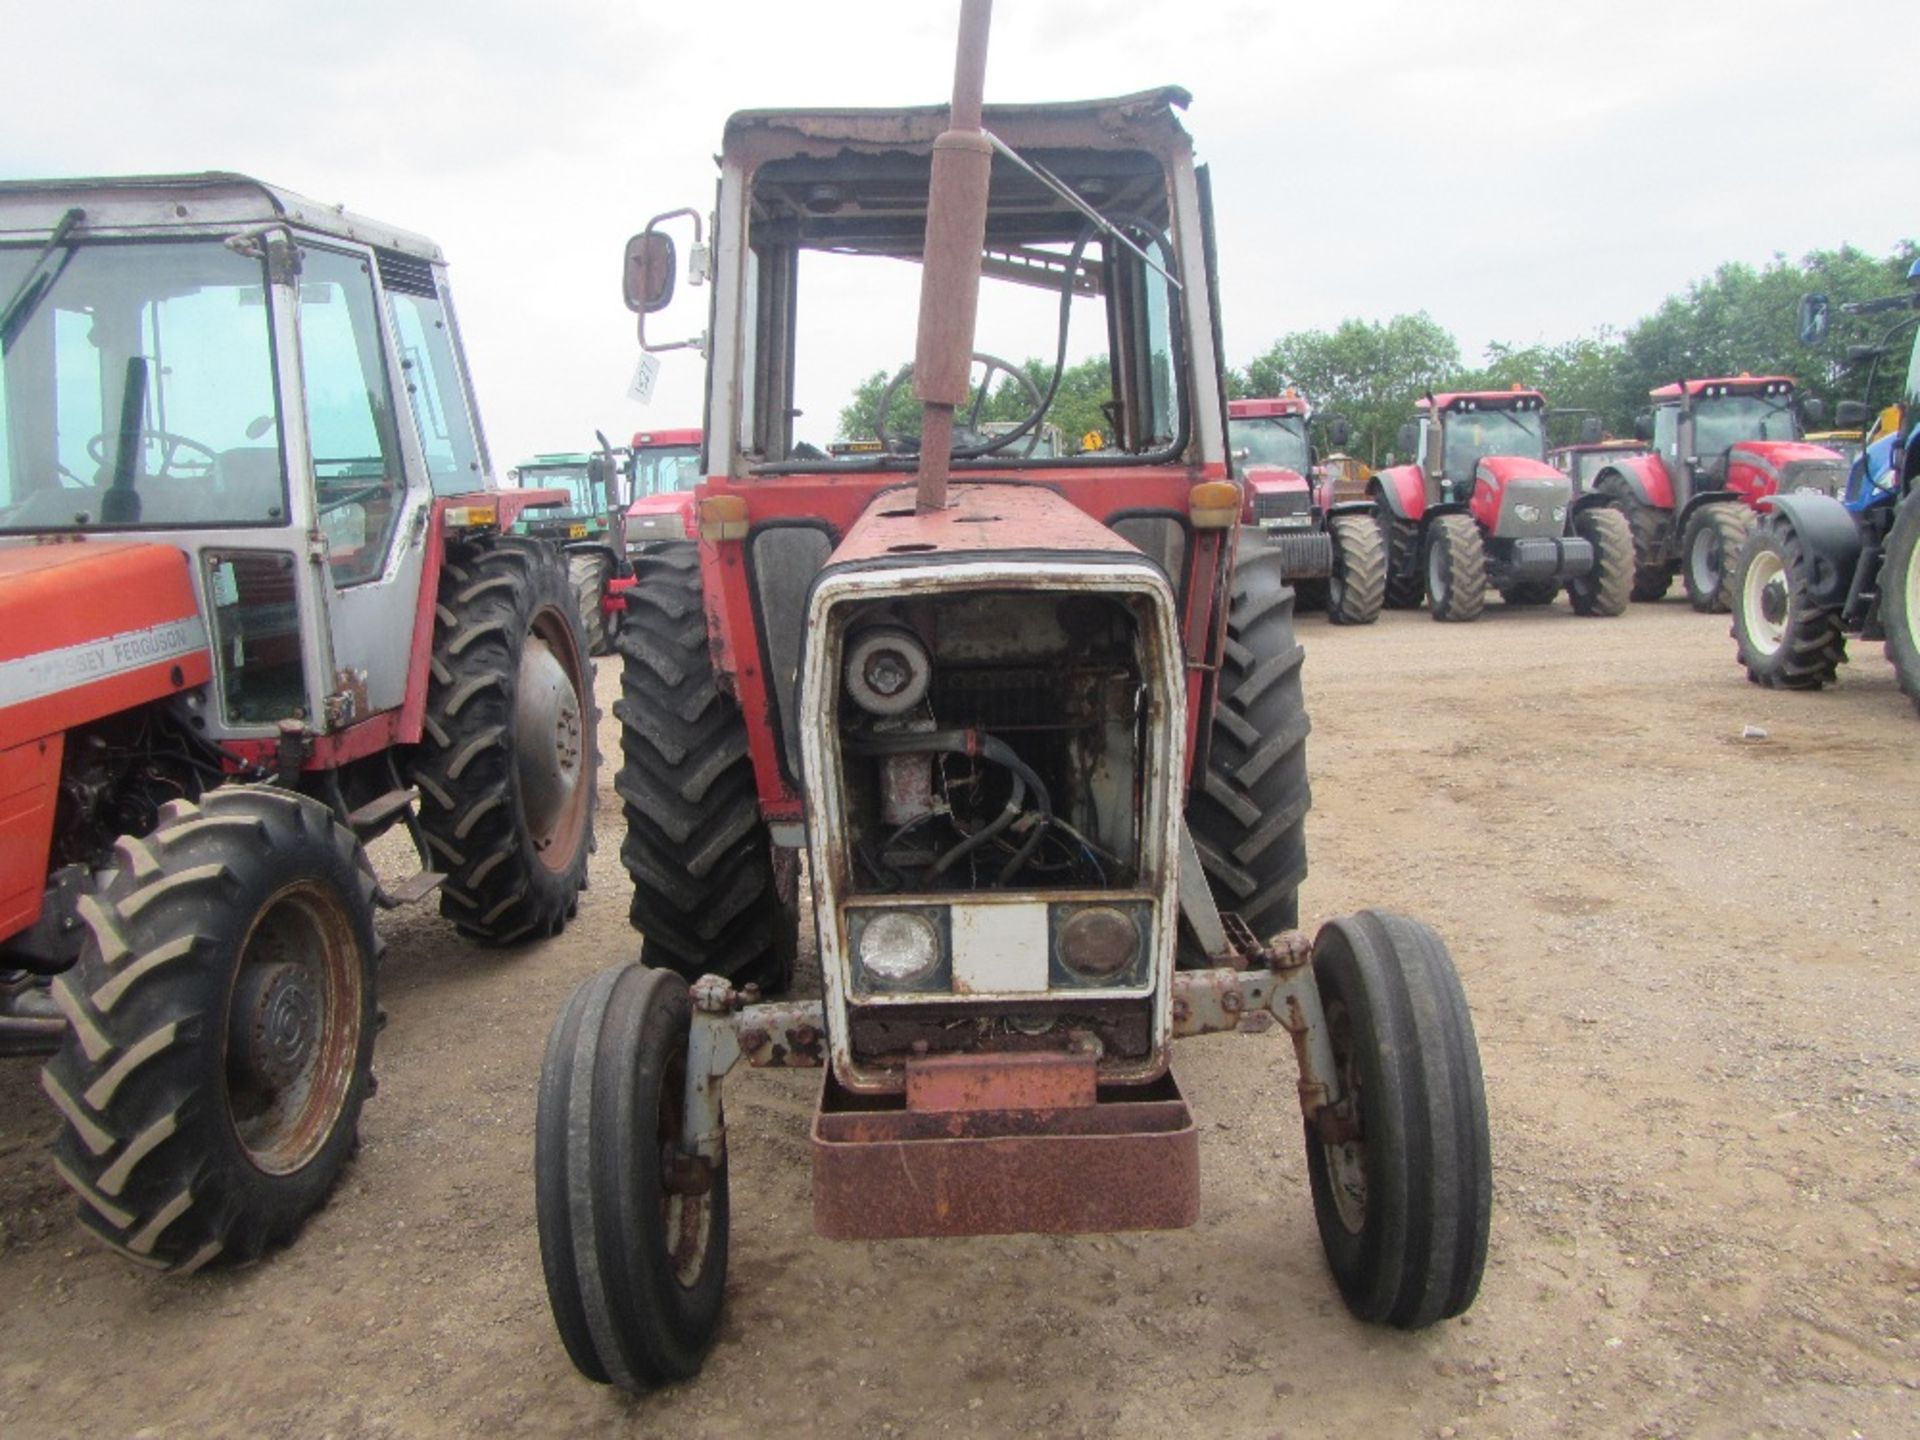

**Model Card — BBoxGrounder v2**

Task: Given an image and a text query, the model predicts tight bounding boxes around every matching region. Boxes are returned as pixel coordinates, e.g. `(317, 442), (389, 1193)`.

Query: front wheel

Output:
(1682, 503), (1751, 613)
(1732, 518), (1847, 689)
(43, 788), (378, 1270)
(1425, 514), (1486, 623)
(1566, 505), (1633, 617)
(1305, 911), (1490, 1329)
(535, 964), (728, 1390)
(569, 550), (615, 657)
(1380, 512), (1424, 609)
(1883, 490), (1920, 715)
(1326, 514), (1386, 625)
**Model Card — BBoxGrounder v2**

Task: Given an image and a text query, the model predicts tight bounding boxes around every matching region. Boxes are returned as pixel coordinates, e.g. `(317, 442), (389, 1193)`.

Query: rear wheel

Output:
(1305, 910), (1490, 1329)
(43, 788), (377, 1270)
(1883, 490), (1920, 715)
(1187, 531), (1310, 938)
(1425, 515), (1485, 623)
(535, 964), (728, 1390)
(1682, 503), (1751, 613)
(1609, 491), (1674, 601)
(569, 551), (614, 657)
(1327, 514), (1386, 625)
(615, 543), (795, 991)
(1733, 518), (1847, 689)
(1380, 511), (1423, 609)
(1566, 505), (1633, 617)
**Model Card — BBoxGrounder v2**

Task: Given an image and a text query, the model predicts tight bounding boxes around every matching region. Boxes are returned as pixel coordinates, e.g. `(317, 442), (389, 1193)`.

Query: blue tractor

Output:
(1731, 262), (1920, 713)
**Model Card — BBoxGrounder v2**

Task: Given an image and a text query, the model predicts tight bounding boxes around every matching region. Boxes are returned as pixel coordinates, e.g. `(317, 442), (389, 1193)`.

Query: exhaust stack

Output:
(912, 0), (994, 513)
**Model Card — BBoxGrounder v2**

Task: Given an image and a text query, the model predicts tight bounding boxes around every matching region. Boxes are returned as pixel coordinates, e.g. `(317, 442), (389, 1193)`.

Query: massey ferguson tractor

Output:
(621, 425), (703, 554)
(1587, 374), (1846, 611)
(532, 0), (1492, 1391)
(0, 174), (597, 1270)
(1731, 274), (1920, 708)
(508, 444), (631, 654)
(1228, 393), (1385, 624)
(1371, 388), (1633, 621)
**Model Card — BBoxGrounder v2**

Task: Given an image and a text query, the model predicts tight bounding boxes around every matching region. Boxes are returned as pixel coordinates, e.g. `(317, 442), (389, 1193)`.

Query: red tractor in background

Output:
(0, 174), (596, 1270)
(1229, 394), (1385, 624)
(622, 425), (703, 554)
(1549, 436), (1650, 495)
(1588, 374), (1846, 610)
(1372, 387), (1633, 622)
(533, 0), (1491, 1391)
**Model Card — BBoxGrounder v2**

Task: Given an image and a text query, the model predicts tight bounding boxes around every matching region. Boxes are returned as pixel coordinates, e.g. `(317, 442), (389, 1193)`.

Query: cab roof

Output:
(632, 428), (703, 448)
(520, 453), (594, 467)
(723, 87), (1191, 157)
(1417, 389), (1547, 413)
(1650, 375), (1796, 400)
(1229, 395), (1310, 420)
(0, 171), (443, 261)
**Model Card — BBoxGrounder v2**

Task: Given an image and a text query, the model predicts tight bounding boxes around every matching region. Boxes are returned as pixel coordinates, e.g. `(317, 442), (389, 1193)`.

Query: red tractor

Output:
(1588, 375), (1846, 610)
(533, 1), (1491, 1391)
(0, 174), (597, 1269)
(621, 425), (703, 553)
(1549, 436), (1650, 494)
(1372, 388), (1633, 621)
(1229, 394), (1385, 624)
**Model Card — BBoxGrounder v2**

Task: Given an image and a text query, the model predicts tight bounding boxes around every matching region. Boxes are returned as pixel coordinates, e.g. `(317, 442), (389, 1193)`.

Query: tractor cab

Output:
(1413, 389), (1554, 501)
(1639, 376), (1842, 506)
(511, 451), (622, 532)
(1229, 393), (1314, 528)
(623, 425), (703, 551)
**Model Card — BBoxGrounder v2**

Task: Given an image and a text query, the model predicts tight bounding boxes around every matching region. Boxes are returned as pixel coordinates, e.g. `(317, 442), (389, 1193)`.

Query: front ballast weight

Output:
(536, 904), (1491, 1388)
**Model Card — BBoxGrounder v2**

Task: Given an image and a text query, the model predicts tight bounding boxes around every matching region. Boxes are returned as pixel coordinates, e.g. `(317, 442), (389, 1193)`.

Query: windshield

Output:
(1230, 415), (1310, 472)
(634, 443), (701, 497)
(0, 239), (285, 532)
(518, 463), (596, 518)
(1692, 392), (1798, 456)
(1441, 407), (1544, 477)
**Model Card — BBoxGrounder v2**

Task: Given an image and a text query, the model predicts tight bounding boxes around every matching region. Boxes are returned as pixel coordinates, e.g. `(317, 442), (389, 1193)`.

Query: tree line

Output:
(837, 242), (1917, 464)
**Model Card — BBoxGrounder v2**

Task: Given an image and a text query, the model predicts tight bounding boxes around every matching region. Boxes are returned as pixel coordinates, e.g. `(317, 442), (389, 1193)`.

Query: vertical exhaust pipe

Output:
(912, 0), (994, 513)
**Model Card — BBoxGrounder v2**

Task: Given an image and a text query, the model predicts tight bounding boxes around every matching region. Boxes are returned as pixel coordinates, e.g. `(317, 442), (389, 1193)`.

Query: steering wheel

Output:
(875, 352), (1047, 458)
(87, 428), (216, 481)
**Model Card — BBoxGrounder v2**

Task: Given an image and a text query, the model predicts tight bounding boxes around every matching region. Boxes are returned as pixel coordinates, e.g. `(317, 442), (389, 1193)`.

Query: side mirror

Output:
(1834, 399), (1869, 428)
(1578, 416), (1604, 445)
(1797, 293), (1831, 347)
(1633, 412), (1653, 441)
(1799, 396), (1825, 427)
(1396, 421), (1417, 458)
(588, 454), (609, 488)
(624, 232), (677, 314)
(1326, 417), (1352, 448)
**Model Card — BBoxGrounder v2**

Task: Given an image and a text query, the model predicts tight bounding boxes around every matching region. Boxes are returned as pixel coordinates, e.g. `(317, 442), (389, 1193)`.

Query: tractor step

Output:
(375, 870), (445, 908)
(347, 786), (421, 835)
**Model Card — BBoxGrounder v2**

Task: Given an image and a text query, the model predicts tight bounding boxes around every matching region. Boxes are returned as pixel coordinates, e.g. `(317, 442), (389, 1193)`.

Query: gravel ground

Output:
(2, 593), (1916, 1439)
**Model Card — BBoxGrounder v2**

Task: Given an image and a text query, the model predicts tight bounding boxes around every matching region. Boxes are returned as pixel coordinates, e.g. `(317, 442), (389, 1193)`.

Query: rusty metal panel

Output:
(829, 482), (1145, 566)
(904, 1051), (1096, 1113)
(811, 1071), (1198, 1240)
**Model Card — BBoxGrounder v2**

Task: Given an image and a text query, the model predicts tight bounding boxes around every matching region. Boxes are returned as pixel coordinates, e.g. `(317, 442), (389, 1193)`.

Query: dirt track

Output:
(3, 596), (1916, 1439)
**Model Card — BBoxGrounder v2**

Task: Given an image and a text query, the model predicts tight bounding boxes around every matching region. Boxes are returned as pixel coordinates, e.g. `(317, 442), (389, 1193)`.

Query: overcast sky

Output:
(7, 0), (1913, 467)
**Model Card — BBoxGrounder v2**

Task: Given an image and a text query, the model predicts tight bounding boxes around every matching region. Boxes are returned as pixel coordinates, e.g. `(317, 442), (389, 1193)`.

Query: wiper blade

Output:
(0, 206), (84, 352)
(981, 132), (1182, 290)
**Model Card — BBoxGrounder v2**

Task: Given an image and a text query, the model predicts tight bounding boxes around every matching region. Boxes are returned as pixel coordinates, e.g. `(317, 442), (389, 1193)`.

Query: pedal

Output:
(347, 786), (420, 836)
(376, 870), (445, 909)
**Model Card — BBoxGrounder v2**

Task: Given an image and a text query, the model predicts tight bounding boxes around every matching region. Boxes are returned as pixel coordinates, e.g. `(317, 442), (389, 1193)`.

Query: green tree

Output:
(1240, 313), (1460, 466)
(837, 355), (1119, 452)
(1457, 332), (1633, 441)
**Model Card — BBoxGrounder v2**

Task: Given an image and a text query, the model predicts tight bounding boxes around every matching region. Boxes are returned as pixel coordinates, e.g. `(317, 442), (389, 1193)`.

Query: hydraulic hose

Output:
(845, 728), (1054, 884)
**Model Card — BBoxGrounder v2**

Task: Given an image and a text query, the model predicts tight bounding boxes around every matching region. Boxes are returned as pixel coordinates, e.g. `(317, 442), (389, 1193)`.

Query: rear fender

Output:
(1602, 454), (1674, 511)
(1370, 464), (1426, 522)
(1569, 490), (1618, 518)
(1758, 491), (1863, 609)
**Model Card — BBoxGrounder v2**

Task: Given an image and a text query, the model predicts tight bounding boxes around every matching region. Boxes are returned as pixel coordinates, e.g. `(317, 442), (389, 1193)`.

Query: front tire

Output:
(1327, 514), (1386, 625)
(1425, 514), (1486, 622)
(1609, 491), (1674, 601)
(1380, 512), (1423, 609)
(1681, 503), (1751, 613)
(1566, 505), (1633, 617)
(412, 537), (596, 945)
(1305, 911), (1490, 1329)
(1187, 531), (1310, 938)
(1733, 518), (1847, 689)
(615, 544), (795, 991)
(569, 551), (614, 657)
(42, 788), (378, 1270)
(536, 964), (728, 1390)
(1883, 490), (1920, 715)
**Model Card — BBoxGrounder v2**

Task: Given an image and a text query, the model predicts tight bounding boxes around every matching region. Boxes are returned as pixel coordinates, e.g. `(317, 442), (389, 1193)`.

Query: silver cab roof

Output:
(0, 171), (443, 262)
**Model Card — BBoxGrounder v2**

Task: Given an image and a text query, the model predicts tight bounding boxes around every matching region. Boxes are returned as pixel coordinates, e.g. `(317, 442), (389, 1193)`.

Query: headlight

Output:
(1551, 506), (1567, 524)
(1513, 502), (1541, 523)
(1056, 906), (1139, 980)
(855, 910), (941, 986)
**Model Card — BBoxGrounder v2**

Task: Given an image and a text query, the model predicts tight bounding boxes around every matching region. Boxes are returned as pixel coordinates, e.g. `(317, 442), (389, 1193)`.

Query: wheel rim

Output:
(1690, 521), (1719, 593)
(657, 1048), (715, 1289)
(224, 882), (364, 1176)
(1427, 535), (1448, 608)
(515, 610), (589, 871)
(1742, 549), (1789, 656)
(1321, 997), (1368, 1235)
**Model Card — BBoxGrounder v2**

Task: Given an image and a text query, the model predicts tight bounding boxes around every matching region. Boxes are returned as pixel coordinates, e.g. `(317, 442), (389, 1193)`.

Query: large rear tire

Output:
(1682, 502), (1751, 614)
(1609, 490), (1674, 601)
(1425, 514), (1486, 623)
(569, 551), (614, 657)
(535, 964), (728, 1390)
(1883, 489), (1920, 715)
(1327, 514), (1386, 626)
(42, 788), (377, 1271)
(1380, 512), (1423, 610)
(614, 543), (795, 991)
(1305, 910), (1490, 1329)
(1732, 517), (1847, 690)
(1566, 505), (1634, 617)
(1187, 531), (1310, 938)
(411, 537), (596, 945)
